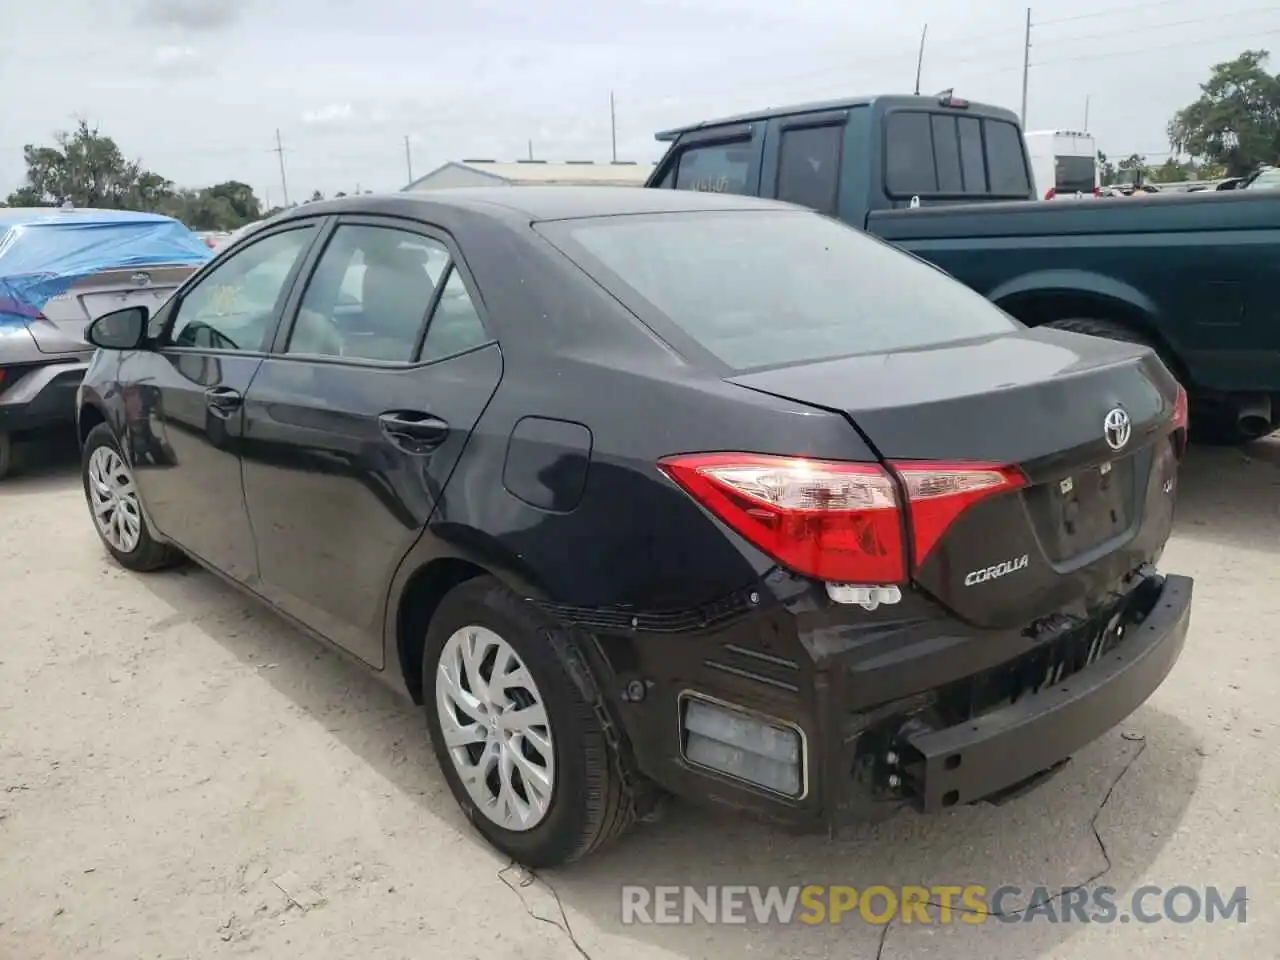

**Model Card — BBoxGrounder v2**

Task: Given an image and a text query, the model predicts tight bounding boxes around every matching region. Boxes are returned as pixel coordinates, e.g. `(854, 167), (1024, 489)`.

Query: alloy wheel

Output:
(434, 625), (556, 831)
(87, 446), (143, 554)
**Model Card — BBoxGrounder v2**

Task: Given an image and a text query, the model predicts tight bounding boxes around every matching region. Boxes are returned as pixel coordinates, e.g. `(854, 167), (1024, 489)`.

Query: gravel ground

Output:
(1, 439), (1278, 959)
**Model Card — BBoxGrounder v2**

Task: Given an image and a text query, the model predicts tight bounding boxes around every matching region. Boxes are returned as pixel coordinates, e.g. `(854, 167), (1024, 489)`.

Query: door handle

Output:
(378, 411), (449, 452)
(205, 386), (243, 413)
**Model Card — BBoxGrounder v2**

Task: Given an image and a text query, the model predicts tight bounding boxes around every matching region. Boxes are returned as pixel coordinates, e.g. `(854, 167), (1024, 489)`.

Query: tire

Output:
(0, 433), (12, 480)
(81, 423), (182, 571)
(422, 576), (634, 867)
(1042, 316), (1153, 348)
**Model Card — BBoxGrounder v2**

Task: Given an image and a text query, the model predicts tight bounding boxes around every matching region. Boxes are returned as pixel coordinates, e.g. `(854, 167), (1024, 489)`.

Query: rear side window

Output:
(674, 142), (753, 194)
(775, 124), (843, 214)
(885, 112), (1031, 198)
(537, 210), (1017, 372)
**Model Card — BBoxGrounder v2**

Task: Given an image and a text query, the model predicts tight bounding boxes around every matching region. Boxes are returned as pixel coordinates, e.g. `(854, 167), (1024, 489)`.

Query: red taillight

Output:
(1093, 186), (1102, 197)
(891, 462), (1027, 564)
(1171, 383), (1189, 434)
(658, 453), (1025, 585)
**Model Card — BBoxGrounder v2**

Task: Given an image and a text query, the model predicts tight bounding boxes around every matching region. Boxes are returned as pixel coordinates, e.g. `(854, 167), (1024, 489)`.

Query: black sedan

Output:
(77, 187), (1193, 867)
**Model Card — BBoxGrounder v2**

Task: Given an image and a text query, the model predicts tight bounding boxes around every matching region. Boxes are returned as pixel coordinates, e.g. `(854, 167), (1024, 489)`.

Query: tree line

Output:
(3, 50), (1278, 229)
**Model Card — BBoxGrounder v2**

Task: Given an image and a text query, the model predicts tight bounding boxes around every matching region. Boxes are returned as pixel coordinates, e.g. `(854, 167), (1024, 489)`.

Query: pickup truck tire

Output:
(0, 433), (12, 480)
(1041, 316), (1154, 350)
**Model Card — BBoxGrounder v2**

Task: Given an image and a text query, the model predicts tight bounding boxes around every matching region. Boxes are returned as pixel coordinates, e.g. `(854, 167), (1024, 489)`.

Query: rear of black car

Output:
(536, 205), (1192, 825)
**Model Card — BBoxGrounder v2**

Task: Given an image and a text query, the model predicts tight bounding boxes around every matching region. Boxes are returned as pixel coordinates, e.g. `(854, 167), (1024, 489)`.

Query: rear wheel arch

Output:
(395, 557), (489, 703)
(999, 292), (1190, 385)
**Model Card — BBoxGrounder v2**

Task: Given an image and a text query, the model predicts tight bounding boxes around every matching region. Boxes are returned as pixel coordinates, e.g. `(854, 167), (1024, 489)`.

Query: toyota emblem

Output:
(1103, 407), (1131, 451)
(131, 272), (152, 287)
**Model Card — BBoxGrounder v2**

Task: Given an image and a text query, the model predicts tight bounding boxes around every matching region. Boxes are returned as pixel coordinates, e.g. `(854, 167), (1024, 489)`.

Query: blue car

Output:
(0, 206), (211, 476)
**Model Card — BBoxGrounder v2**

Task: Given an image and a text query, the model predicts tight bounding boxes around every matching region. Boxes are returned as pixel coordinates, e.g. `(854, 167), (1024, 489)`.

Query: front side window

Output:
(168, 227), (314, 352)
(674, 141), (753, 194)
(538, 209), (1018, 372)
(775, 124), (843, 214)
(287, 224), (448, 362)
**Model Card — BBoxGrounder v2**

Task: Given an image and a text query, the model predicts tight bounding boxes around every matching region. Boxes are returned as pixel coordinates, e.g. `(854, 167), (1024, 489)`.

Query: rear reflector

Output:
(658, 452), (1026, 585)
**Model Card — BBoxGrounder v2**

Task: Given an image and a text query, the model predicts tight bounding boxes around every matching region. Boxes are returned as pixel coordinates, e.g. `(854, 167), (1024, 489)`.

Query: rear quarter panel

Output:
(866, 191), (1280, 392)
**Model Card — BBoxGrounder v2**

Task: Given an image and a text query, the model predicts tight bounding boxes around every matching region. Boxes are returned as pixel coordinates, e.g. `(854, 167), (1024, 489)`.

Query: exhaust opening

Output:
(1236, 395), (1272, 439)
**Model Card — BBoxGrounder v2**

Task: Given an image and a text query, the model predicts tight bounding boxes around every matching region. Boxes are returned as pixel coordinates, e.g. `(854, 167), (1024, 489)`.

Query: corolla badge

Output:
(964, 554), (1029, 587)
(1103, 407), (1131, 451)
(130, 272), (152, 287)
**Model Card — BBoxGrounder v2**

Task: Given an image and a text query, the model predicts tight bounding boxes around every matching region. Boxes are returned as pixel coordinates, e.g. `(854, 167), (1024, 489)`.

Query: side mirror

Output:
(86, 306), (149, 350)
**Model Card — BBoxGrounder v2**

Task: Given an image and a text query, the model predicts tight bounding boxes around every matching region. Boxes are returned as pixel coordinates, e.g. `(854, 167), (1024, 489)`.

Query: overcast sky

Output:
(2, 0), (1278, 201)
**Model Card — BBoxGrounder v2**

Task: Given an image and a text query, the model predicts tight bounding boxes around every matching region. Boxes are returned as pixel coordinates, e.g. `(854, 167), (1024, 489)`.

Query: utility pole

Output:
(913, 24), (928, 95)
(1083, 94), (1091, 131)
(528, 139), (534, 160)
(610, 91), (618, 162)
(1020, 8), (1031, 128)
(404, 135), (414, 184)
(273, 128), (291, 207)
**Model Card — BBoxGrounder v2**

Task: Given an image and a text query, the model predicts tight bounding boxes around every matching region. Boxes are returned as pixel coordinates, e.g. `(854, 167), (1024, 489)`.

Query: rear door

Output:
(240, 216), (502, 667)
(123, 222), (322, 583)
(762, 110), (848, 216)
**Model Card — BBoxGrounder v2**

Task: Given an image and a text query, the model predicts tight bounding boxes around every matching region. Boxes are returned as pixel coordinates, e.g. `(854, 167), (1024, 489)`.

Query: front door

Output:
(126, 223), (321, 583)
(240, 218), (501, 666)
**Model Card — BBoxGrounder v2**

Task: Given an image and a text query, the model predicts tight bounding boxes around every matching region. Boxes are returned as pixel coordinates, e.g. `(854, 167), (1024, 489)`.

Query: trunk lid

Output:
(727, 326), (1183, 628)
(29, 265), (196, 354)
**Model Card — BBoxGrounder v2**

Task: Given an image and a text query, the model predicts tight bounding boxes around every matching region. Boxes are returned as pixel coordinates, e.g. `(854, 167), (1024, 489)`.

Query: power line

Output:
(1031, 26), (1280, 66)
(1035, 0), (1194, 26)
(1033, 6), (1280, 48)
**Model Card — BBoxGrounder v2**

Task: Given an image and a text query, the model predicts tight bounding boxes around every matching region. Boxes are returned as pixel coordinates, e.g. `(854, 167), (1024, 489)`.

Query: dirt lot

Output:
(2, 440), (1278, 960)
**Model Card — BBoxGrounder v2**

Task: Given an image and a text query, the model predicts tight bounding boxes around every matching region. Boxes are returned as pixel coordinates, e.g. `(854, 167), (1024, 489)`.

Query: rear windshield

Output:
(536, 209), (1018, 371)
(1055, 155), (1097, 193)
(885, 111), (1031, 198)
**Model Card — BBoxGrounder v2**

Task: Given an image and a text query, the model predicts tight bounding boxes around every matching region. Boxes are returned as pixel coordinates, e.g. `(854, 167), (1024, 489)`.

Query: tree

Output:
(307, 189), (324, 203)
(4, 121), (172, 209)
(1150, 158), (1191, 183)
(1168, 50), (1280, 177)
(5, 123), (265, 231)
(1097, 150), (1117, 186)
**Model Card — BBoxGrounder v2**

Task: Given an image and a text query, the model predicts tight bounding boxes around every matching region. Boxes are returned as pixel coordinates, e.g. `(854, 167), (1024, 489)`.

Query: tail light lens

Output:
(1171, 384), (1189, 434)
(1093, 186), (1102, 197)
(1044, 188), (1057, 200)
(658, 453), (1025, 585)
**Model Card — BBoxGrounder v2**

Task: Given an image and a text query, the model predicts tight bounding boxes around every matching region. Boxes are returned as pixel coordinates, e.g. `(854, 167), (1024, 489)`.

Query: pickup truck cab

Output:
(646, 93), (1280, 445)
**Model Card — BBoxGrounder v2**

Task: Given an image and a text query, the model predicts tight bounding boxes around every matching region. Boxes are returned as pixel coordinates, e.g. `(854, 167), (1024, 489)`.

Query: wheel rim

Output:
(86, 446), (143, 554)
(434, 625), (556, 832)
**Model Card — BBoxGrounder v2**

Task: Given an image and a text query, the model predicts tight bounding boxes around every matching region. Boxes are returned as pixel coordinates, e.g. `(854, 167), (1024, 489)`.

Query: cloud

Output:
(302, 104), (355, 125)
(153, 44), (197, 65)
(135, 0), (246, 32)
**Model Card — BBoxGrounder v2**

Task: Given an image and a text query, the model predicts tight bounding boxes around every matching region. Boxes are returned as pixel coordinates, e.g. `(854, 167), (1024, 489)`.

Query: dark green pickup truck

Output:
(645, 93), (1280, 444)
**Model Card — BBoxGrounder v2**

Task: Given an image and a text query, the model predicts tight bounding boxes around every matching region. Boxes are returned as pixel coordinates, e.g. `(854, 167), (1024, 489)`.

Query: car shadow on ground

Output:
(136, 569), (1204, 960)
(0, 435), (80, 497)
(1174, 435), (1280, 555)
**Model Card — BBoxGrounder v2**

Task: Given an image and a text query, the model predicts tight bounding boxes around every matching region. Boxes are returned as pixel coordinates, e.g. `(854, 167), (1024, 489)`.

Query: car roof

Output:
(653, 93), (1020, 141)
(275, 186), (795, 225)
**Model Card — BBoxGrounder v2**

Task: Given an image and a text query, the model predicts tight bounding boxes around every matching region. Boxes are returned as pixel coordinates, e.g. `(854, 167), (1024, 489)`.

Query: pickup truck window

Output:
(886, 111), (1030, 198)
(776, 125), (842, 214)
(538, 209), (1017, 372)
(674, 142), (752, 194)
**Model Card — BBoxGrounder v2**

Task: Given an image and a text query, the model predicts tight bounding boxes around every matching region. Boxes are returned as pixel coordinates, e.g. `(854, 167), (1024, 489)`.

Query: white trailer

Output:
(1024, 130), (1100, 200)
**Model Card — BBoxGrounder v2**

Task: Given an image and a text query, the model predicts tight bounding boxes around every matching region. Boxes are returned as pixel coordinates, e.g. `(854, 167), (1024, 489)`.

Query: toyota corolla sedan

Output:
(76, 187), (1193, 867)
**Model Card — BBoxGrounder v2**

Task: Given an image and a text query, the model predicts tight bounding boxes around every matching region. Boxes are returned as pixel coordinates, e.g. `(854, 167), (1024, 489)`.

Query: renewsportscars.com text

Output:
(620, 884), (1248, 926)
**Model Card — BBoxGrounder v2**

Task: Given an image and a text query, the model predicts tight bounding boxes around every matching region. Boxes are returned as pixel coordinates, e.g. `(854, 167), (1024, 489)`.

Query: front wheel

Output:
(81, 423), (182, 571)
(422, 576), (635, 867)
